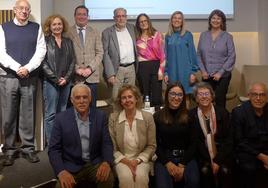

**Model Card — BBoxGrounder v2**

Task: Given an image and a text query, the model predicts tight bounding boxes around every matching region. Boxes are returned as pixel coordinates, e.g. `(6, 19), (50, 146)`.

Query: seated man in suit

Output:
(48, 83), (114, 188)
(232, 82), (268, 188)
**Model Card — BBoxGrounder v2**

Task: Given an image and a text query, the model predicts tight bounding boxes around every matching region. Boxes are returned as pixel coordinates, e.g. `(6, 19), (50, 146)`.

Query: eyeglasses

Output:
(169, 91), (183, 98)
(250, 92), (267, 98)
(139, 19), (148, 24)
(197, 92), (211, 97)
(16, 6), (31, 12)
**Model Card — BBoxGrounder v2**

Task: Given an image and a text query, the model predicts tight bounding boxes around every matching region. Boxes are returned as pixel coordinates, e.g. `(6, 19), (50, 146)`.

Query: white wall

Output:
(258, 0), (268, 64)
(54, 0), (258, 33)
(41, 0), (54, 24)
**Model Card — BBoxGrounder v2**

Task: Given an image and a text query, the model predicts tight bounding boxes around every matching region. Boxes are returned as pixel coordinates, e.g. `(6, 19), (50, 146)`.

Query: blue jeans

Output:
(43, 80), (71, 144)
(154, 159), (200, 188)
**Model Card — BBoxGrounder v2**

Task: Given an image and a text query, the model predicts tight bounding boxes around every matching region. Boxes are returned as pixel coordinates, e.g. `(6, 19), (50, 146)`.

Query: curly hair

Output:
(43, 14), (69, 36)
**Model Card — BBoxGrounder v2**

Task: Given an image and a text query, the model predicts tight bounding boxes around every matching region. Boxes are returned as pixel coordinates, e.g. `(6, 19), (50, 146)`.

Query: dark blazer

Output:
(48, 107), (113, 176)
(102, 23), (138, 79)
(42, 35), (75, 84)
(189, 106), (232, 166)
(232, 101), (268, 163)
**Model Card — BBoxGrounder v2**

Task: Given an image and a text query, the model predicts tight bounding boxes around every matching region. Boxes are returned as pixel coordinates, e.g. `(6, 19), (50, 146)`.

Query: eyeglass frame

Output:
(168, 91), (184, 98)
(249, 92), (267, 98)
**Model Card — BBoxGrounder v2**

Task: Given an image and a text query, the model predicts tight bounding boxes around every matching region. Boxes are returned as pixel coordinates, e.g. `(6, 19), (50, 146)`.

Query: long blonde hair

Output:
(167, 11), (186, 36)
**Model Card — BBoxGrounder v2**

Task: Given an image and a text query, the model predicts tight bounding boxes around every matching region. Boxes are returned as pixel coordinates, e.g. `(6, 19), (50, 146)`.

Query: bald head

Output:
(15, 0), (31, 9)
(248, 82), (268, 110)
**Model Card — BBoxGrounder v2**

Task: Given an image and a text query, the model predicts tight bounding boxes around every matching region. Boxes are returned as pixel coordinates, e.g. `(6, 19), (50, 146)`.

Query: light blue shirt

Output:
(75, 110), (90, 162)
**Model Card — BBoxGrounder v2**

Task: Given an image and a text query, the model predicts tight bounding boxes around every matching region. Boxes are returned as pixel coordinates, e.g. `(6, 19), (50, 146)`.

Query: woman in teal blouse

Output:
(164, 11), (199, 107)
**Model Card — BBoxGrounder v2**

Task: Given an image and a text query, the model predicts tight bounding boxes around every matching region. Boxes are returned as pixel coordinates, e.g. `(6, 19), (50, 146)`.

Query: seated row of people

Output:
(48, 81), (268, 188)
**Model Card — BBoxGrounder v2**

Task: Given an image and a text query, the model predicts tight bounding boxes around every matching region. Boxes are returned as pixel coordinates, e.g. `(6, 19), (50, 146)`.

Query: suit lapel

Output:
(70, 25), (84, 49)
(126, 24), (136, 47)
(136, 118), (145, 150)
(116, 120), (125, 153)
(69, 108), (83, 152)
(84, 25), (92, 46)
(88, 107), (95, 151)
(111, 26), (120, 54)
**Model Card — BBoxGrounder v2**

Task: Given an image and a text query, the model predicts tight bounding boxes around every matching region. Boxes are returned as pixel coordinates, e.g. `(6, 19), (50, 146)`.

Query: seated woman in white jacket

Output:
(109, 84), (156, 188)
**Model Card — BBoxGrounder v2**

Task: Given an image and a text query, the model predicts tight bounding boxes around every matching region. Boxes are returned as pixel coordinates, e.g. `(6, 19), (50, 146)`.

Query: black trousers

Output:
(203, 73), (231, 108)
(236, 159), (268, 188)
(137, 60), (162, 107)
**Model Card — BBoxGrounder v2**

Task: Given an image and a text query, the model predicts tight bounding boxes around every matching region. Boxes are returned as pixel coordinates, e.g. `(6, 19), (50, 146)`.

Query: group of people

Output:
(48, 81), (268, 188)
(0, 0), (267, 188)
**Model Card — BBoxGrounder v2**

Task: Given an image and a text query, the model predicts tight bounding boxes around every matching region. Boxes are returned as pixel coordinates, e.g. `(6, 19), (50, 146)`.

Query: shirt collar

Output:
(115, 25), (127, 32)
(76, 25), (86, 31)
(74, 108), (89, 122)
(14, 17), (28, 26)
(118, 110), (143, 123)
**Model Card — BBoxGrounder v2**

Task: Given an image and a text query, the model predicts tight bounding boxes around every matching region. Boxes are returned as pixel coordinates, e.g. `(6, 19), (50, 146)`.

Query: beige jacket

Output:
(68, 25), (103, 83)
(109, 110), (156, 164)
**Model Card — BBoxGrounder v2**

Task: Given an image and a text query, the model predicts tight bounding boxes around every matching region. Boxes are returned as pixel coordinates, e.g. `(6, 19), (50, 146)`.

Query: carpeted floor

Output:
(0, 151), (56, 188)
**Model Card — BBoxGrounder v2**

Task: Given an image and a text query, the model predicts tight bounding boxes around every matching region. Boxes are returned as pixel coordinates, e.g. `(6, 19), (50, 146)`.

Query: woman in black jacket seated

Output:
(154, 82), (199, 188)
(189, 82), (233, 188)
(42, 14), (75, 144)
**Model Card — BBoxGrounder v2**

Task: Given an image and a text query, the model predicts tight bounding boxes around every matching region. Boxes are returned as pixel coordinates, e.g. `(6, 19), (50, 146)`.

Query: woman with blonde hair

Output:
(164, 11), (199, 108)
(109, 84), (156, 188)
(42, 14), (75, 144)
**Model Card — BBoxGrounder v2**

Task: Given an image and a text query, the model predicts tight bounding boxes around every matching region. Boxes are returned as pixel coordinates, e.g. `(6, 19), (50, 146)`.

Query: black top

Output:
(232, 101), (268, 159)
(42, 35), (75, 84)
(189, 106), (233, 166)
(153, 108), (197, 165)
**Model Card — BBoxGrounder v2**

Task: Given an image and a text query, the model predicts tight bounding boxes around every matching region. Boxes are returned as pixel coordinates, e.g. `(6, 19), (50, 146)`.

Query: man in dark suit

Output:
(232, 82), (268, 188)
(102, 7), (137, 100)
(48, 83), (114, 188)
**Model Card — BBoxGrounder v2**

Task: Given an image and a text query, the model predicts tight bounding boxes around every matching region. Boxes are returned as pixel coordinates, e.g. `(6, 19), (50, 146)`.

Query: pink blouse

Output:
(136, 31), (166, 75)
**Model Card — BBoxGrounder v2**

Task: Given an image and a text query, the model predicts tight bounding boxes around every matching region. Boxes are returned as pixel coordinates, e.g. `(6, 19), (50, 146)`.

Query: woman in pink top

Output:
(135, 13), (165, 108)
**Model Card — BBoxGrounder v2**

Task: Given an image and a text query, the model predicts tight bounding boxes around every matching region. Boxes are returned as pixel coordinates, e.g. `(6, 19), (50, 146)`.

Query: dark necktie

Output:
(78, 27), (84, 48)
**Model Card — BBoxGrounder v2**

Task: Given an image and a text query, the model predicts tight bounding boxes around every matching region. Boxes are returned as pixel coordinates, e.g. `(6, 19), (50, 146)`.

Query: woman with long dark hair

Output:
(153, 82), (199, 188)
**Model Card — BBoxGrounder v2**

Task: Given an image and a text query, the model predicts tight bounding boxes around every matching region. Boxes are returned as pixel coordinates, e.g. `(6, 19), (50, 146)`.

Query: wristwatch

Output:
(136, 158), (142, 164)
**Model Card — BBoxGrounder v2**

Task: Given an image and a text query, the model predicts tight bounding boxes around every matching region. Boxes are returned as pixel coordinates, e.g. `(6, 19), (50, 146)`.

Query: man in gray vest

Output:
(0, 0), (46, 166)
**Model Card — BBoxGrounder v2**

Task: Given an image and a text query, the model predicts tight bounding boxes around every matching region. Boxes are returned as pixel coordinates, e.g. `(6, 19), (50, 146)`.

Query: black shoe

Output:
(21, 152), (40, 163)
(3, 155), (16, 166)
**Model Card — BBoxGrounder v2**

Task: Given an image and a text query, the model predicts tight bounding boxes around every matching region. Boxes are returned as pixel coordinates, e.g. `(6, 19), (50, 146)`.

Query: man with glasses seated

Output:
(232, 82), (268, 188)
